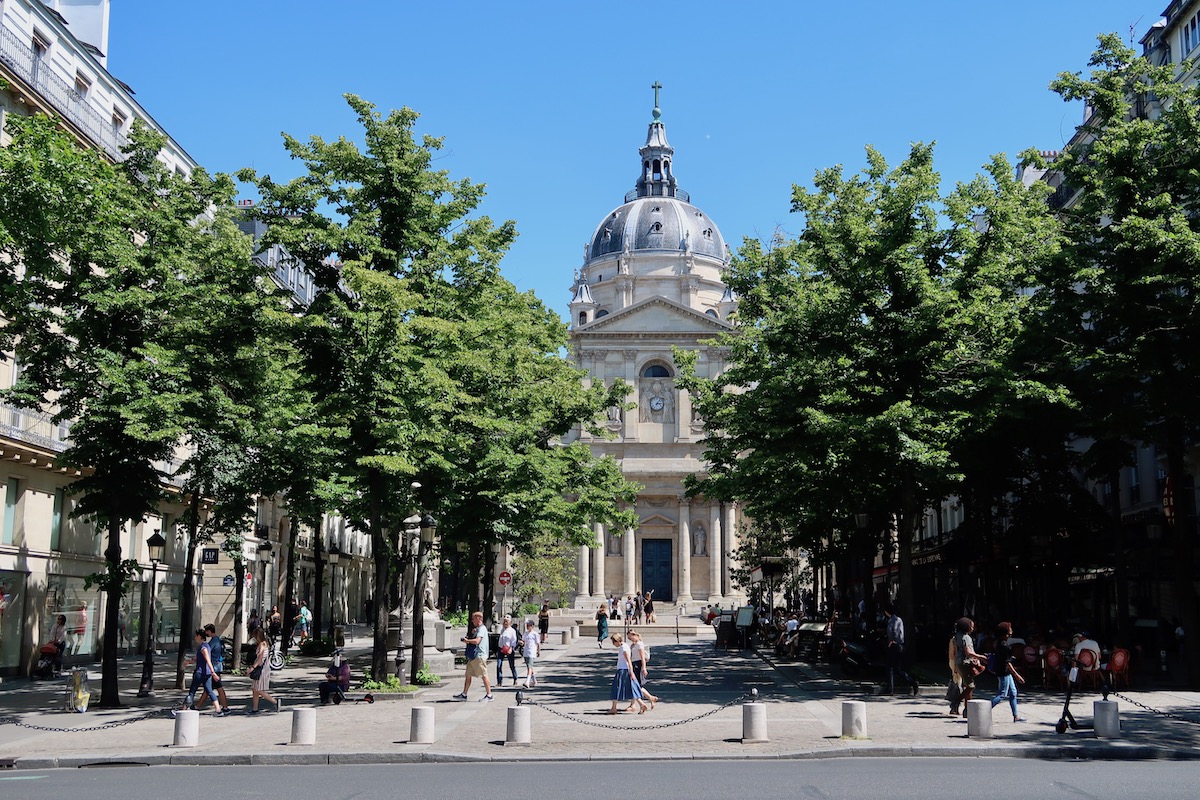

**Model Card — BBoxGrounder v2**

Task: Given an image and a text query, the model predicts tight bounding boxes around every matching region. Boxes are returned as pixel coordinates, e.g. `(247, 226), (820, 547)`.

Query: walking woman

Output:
(990, 622), (1026, 722)
(538, 603), (550, 644)
(607, 633), (649, 714)
(596, 603), (609, 648)
(947, 626), (964, 716)
(626, 630), (659, 710)
(952, 617), (986, 717)
(522, 620), (540, 688)
(248, 627), (281, 713)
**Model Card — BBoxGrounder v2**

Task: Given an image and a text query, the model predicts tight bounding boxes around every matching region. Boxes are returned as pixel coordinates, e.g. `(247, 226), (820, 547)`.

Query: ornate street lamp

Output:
(136, 530), (167, 697)
(327, 542), (341, 639)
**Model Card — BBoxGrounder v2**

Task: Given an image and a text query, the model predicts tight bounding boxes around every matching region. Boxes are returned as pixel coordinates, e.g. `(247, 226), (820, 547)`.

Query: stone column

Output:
(623, 525), (637, 596)
(574, 543), (591, 608)
(677, 497), (693, 604)
(677, 387), (691, 442)
(593, 521), (606, 599)
(709, 503), (723, 603)
(724, 502), (739, 602)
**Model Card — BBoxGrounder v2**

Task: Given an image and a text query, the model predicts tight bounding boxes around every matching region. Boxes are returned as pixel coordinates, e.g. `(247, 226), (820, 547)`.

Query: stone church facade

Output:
(567, 93), (744, 609)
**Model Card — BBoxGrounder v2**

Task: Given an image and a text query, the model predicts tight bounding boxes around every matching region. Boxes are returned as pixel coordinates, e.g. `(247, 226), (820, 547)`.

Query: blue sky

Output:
(107, 1), (1164, 320)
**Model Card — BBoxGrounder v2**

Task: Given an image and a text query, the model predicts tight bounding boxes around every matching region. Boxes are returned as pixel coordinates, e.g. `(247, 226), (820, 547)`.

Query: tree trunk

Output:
(1105, 467), (1129, 646)
(281, 518), (298, 658)
(175, 492), (201, 690)
(98, 514), (123, 707)
(897, 481), (918, 635)
(232, 558), (245, 669)
(368, 470), (390, 681)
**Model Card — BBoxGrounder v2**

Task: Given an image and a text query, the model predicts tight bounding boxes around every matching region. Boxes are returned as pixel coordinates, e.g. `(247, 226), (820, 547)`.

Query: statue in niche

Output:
(618, 256), (629, 275)
(639, 379), (675, 423)
(693, 523), (708, 556)
(607, 529), (622, 556)
(607, 404), (623, 423)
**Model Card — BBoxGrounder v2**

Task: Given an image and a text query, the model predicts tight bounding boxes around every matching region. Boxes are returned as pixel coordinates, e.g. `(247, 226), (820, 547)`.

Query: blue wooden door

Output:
(640, 539), (673, 602)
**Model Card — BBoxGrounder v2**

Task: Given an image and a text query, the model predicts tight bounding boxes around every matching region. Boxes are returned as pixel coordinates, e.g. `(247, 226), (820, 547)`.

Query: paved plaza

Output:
(2, 619), (1199, 768)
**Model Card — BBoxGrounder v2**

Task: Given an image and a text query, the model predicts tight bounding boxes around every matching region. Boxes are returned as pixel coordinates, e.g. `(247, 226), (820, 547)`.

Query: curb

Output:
(9, 742), (1200, 769)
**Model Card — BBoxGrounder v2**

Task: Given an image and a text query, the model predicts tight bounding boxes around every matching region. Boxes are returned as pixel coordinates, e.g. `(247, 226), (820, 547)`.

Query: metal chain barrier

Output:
(516, 690), (754, 731)
(1109, 691), (1200, 726)
(0, 707), (169, 733)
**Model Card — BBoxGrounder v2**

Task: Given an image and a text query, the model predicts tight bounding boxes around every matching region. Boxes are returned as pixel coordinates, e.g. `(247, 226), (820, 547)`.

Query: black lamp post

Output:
(136, 530), (167, 697)
(327, 542), (341, 639)
(409, 513), (437, 684)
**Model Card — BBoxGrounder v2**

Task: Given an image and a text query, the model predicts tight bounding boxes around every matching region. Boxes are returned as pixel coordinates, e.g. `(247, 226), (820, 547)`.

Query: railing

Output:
(624, 186), (690, 203)
(0, 402), (71, 452)
(0, 23), (129, 160)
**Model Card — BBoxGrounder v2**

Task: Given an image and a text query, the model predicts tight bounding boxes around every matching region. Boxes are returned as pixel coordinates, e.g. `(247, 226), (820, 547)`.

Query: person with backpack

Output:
(883, 605), (920, 696)
(990, 621), (1027, 723)
(193, 623), (230, 714)
(173, 629), (222, 716)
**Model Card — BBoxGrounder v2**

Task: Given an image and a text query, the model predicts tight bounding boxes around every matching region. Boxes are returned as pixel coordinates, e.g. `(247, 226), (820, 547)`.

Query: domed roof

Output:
(586, 197), (727, 263)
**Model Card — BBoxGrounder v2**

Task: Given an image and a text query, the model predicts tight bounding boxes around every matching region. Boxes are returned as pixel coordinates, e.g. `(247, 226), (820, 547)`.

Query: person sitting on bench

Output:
(319, 649), (352, 705)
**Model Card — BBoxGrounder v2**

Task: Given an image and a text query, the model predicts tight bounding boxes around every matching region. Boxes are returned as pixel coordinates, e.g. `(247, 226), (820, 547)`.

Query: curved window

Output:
(595, 309), (609, 318)
(578, 312), (588, 326)
(642, 364), (672, 378)
(705, 309), (719, 318)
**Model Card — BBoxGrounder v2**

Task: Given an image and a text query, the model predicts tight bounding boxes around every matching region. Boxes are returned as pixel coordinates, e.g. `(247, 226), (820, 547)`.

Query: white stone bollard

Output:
(1094, 700), (1121, 738)
(966, 699), (992, 739)
(409, 705), (435, 744)
(290, 707), (316, 745)
(560, 630), (571, 645)
(172, 709), (199, 747)
(505, 705), (531, 746)
(741, 702), (768, 743)
(841, 700), (867, 738)
(570, 625), (579, 641)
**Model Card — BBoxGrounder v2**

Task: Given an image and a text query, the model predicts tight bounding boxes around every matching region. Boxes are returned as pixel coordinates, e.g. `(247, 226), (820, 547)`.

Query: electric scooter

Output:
(1055, 653), (1112, 734)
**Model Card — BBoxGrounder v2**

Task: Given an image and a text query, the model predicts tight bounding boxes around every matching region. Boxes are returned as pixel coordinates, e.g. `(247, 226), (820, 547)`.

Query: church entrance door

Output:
(641, 539), (673, 602)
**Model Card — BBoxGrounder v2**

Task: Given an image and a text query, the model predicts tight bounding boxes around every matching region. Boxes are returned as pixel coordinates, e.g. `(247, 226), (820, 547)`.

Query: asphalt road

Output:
(1, 759), (1198, 800)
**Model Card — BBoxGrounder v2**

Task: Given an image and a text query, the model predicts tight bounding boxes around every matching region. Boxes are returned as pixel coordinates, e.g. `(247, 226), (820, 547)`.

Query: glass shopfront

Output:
(45, 575), (103, 660)
(0, 570), (26, 671)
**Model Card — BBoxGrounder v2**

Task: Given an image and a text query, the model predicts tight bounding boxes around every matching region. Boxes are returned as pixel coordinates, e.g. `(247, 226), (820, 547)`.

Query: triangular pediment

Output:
(639, 512), (676, 526)
(576, 296), (732, 335)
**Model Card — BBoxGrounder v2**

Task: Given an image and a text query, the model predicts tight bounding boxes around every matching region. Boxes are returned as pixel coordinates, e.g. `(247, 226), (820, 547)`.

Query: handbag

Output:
(500, 644), (512, 655)
(249, 664), (263, 680)
(966, 659), (986, 677)
(945, 681), (962, 704)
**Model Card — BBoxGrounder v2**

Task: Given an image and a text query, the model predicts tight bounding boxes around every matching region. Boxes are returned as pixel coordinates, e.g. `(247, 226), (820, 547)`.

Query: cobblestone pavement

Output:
(3, 623), (1199, 767)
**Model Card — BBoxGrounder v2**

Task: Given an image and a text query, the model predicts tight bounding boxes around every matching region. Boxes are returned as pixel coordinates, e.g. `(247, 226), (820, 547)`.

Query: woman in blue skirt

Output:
(607, 633), (649, 714)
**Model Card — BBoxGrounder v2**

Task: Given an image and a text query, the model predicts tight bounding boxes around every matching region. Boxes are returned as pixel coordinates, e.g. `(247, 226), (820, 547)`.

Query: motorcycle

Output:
(836, 631), (886, 677)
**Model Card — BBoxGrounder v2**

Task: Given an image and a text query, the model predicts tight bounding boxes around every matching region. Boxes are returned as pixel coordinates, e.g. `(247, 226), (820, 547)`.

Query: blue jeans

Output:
(185, 670), (219, 707)
(991, 673), (1018, 717)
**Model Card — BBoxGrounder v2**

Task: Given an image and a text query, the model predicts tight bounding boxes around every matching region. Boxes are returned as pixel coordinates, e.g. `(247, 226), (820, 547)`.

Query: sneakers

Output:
(247, 708), (260, 715)
(480, 694), (493, 702)
(275, 699), (283, 712)
(213, 708), (229, 717)
(911, 681), (920, 696)
(453, 692), (468, 700)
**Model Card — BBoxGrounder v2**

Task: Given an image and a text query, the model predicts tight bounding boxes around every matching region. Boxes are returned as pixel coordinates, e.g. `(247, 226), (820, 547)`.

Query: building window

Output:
(1183, 14), (1200, 56)
(1128, 464), (1141, 505)
(2, 478), (19, 546)
(32, 30), (50, 59)
(112, 109), (127, 132)
(50, 488), (65, 551)
(74, 72), (92, 100)
(642, 364), (672, 378)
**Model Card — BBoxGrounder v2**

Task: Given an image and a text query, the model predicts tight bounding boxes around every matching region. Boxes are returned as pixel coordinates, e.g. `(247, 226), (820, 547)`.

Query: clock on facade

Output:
(649, 396), (665, 412)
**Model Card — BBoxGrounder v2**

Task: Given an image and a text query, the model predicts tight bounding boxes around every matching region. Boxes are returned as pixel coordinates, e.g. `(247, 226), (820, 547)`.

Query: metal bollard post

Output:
(841, 700), (867, 738)
(172, 709), (200, 747)
(409, 706), (435, 744)
(506, 705), (532, 746)
(290, 707), (317, 745)
(1094, 700), (1120, 738)
(966, 699), (992, 739)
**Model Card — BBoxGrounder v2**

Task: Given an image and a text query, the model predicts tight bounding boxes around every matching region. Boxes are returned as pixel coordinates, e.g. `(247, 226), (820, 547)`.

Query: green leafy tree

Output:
(0, 118), (239, 705)
(1041, 34), (1200, 686)
(680, 144), (1058, 625)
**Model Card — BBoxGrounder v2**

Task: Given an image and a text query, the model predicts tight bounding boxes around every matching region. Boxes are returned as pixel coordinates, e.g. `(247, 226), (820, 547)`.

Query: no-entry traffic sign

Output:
(498, 570), (512, 586)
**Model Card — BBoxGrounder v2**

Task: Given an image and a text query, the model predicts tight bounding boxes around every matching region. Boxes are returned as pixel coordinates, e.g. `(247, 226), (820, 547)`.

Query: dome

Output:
(586, 197), (727, 264)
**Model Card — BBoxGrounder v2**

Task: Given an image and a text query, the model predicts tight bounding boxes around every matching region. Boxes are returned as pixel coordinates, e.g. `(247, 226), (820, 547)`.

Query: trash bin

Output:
(67, 668), (90, 713)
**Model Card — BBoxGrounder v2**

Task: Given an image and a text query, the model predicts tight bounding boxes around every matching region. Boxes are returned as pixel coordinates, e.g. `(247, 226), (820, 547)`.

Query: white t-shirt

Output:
(630, 640), (644, 664)
(1073, 638), (1101, 667)
(785, 618), (799, 633)
(499, 625), (518, 653)
(522, 629), (539, 658)
(615, 642), (632, 670)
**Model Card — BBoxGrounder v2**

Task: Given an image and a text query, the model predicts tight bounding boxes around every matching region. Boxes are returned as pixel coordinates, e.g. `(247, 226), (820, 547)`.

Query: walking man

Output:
(884, 604), (920, 696)
(193, 623), (230, 713)
(454, 611), (493, 702)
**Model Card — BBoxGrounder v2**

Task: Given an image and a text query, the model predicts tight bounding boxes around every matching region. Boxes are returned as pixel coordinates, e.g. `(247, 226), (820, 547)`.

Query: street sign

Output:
(498, 570), (512, 586)
(201, 548), (220, 565)
(222, 575), (234, 587)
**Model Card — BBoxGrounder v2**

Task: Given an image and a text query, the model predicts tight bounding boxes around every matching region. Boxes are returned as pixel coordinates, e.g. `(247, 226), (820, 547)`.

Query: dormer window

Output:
(651, 222), (662, 233)
(74, 72), (92, 100)
(578, 312), (588, 326)
(112, 109), (127, 132)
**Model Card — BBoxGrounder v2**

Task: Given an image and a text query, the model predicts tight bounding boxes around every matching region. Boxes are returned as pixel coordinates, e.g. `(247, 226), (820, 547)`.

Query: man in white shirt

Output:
(1072, 633), (1102, 670)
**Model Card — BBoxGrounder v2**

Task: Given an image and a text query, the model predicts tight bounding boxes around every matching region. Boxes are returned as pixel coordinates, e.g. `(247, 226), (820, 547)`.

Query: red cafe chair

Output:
(1107, 647), (1131, 689)
(1075, 647), (1104, 690)
(1022, 645), (1041, 686)
(1044, 646), (1065, 688)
